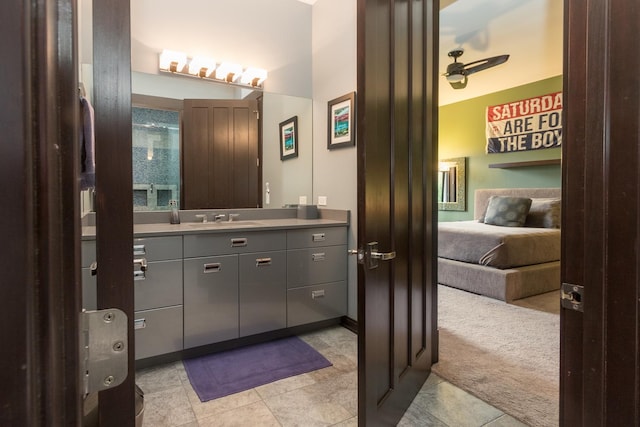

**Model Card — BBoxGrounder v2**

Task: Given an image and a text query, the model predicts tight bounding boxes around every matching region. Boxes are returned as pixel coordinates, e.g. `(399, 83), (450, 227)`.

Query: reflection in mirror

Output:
(438, 157), (466, 211)
(132, 107), (180, 210)
(129, 73), (313, 211)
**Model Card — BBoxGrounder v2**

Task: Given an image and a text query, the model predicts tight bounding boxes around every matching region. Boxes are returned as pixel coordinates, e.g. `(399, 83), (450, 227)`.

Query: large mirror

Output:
(78, 0), (315, 212)
(438, 157), (466, 211)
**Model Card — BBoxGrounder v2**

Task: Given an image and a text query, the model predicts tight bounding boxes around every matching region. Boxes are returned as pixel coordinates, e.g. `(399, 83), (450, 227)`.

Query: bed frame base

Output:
(438, 258), (561, 302)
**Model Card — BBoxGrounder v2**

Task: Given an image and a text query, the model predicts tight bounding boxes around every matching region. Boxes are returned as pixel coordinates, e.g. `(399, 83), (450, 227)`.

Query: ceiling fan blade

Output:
(462, 54), (509, 76)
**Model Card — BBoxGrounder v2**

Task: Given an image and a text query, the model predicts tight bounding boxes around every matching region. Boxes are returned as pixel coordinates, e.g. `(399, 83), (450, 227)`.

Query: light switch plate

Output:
(318, 196), (327, 206)
(299, 196), (307, 205)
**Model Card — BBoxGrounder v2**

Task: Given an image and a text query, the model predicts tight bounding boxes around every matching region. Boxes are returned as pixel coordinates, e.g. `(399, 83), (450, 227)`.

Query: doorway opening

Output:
(435, 1), (563, 425)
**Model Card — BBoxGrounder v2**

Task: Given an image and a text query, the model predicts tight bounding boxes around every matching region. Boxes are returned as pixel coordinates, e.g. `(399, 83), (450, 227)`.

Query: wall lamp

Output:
(159, 49), (267, 88)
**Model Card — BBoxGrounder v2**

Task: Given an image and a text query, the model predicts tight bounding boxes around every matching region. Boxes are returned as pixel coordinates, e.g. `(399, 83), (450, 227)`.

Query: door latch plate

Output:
(561, 282), (584, 312)
(81, 308), (128, 395)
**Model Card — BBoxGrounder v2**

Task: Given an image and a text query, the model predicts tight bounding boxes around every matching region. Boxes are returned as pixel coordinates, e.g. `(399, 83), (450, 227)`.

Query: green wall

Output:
(438, 76), (563, 222)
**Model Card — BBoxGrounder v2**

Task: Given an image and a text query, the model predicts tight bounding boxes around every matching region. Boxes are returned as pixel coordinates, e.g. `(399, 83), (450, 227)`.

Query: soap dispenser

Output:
(169, 200), (180, 224)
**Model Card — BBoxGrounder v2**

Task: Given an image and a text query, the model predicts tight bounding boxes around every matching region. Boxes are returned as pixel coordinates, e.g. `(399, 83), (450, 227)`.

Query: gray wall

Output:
(312, 0), (358, 320)
(130, 0), (313, 98)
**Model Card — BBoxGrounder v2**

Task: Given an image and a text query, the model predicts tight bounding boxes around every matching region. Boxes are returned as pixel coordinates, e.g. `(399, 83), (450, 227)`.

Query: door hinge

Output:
(561, 283), (584, 312)
(257, 158), (260, 167)
(80, 309), (129, 395)
(254, 110), (260, 120)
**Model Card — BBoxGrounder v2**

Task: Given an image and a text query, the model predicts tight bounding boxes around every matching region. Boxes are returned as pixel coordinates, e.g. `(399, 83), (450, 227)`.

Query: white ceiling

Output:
(297, 0), (562, 105)
(439, 0), (563, 105)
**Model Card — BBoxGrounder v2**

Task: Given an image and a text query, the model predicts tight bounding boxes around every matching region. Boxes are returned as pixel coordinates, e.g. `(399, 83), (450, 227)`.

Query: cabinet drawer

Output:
(184, 231), (286, 258)
(134, 305), (183, 360)
(80, 236), (182, 266)
(239, 251), (286, 336)
(287, 281), (347, 327)
(135, 259), (183, 311)
(133, 236), (182, 261)
(287, 245), (348, 288)
(184, 255), (239, 348)
(287, 227), (347, 249)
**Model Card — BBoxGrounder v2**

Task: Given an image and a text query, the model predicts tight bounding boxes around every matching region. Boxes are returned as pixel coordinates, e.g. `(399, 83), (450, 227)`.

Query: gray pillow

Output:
(483, 196), (532, 227)
(525, 198), (561, 228)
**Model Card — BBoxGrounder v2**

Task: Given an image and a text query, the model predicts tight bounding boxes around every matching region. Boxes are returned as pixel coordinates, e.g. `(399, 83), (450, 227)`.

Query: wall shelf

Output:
(488, 159), (561, 169)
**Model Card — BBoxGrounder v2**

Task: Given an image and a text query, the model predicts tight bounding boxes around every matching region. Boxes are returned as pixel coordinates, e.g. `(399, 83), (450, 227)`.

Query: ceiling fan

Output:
(443, 49), (509, 89)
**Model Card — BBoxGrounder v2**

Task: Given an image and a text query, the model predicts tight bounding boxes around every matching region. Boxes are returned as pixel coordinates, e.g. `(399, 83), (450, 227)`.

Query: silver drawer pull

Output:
(231, 238), (248, 247)
(311, 289), (325, 299)
(312, 233), (326, 242)
(312, 253), (326, 262)
(90, 261), (98, 276)
(134, 318), (146, 330)
(203, 262), (221, 273)
(133, 244), (146, 256)
(256, 257), (272, 267)
(133, 258), (148, 280)
(133, 258), (148, 271)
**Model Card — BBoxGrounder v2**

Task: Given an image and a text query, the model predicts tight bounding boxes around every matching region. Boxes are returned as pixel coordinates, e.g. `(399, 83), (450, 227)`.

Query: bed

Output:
(438, 188), (561, 302)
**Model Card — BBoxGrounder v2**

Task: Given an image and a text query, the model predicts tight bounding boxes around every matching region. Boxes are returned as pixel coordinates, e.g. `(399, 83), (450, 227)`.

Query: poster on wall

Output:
(486, 91), (563, 153)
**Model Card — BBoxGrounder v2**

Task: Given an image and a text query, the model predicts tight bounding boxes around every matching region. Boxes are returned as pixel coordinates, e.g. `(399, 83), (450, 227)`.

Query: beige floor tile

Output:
(183, 384), (263, 420)
(142, 385), (196, 427)
(197, 401), (281, 427)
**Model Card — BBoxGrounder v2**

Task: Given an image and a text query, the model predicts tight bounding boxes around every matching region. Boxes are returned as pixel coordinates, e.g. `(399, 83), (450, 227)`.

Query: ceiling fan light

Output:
(446, 73), (465, 83)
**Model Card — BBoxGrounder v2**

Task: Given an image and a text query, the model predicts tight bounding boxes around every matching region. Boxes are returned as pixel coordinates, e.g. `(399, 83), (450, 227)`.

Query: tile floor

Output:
(136, 325), (528, 427)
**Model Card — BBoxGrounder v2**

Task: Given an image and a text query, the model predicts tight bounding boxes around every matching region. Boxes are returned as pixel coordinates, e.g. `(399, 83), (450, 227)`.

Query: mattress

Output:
(438, 221), (560, 269)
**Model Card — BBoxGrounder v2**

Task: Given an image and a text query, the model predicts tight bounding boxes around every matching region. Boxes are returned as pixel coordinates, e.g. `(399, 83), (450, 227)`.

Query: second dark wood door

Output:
(183, 99), (260, 209)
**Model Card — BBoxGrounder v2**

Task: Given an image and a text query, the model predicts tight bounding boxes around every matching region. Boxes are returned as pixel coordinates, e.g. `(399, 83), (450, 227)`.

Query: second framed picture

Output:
(279, 116), (299, 160)
(327, 91), (356, 149)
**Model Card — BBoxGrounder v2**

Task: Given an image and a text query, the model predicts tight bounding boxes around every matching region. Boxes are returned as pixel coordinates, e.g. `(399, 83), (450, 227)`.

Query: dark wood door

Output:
(356, 0), (439, 425)
(1, 0), (137, 424)
(183, 99), (260, 209)
(561, 0), (640, 424)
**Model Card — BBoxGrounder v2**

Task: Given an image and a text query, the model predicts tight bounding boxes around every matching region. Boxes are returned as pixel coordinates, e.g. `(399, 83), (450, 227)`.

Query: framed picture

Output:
(279, 116), (298, 160)
(327, 91), (356, 149)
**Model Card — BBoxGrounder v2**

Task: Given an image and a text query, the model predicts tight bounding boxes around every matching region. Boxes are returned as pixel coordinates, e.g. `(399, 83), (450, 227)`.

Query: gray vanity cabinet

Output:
(286, 227), (348, 327)
(183, 230), (287, 342)
(81, 236), (184, 360)
(183, 255), (239, 348)
(239, 250), (287, 336)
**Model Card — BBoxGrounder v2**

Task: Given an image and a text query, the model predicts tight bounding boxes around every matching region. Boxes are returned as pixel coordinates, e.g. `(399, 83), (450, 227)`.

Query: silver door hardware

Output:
(80, 309), (128, 395)
(203, 262), (222, 273)
(133, 258), (148, 280)
(312, 233), (326, 242)
(561, 282), (584, 312)
(311, 289), (325, 299)
(312, 253), (326, 262)
(91, 258), (148, 277)
(133, 244), (146, 256)
(134, 318), (146, 330)
(231, 237), (248, 247)
(256, 257), (272, 267)
(366, 242), (396, 269)
(348, 249), (365, 264)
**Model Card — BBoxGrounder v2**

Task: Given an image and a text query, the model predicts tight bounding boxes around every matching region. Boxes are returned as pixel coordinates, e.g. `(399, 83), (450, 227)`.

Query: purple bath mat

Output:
(183, 336), (332, 402)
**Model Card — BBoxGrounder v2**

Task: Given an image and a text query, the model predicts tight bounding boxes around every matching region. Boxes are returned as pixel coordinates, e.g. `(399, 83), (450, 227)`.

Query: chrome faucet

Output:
(195, 214), (207, 223)
(228, 213), (240, 222)
(213, 214), (226, 223)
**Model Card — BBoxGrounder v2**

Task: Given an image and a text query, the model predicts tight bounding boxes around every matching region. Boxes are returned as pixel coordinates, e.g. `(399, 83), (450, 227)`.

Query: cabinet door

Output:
(184, 255), (239, 348)
(134, 306), (183, 360)
(134, 259), (183, 311)
(239, 251), (286, 336)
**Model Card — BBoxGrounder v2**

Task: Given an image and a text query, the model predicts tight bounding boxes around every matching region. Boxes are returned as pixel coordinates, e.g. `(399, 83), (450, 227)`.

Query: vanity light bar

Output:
(158, 49), (267, 88)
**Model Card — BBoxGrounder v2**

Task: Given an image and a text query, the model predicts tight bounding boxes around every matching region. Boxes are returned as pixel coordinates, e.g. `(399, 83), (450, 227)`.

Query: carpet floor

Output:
(433, 285), (559, 427)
